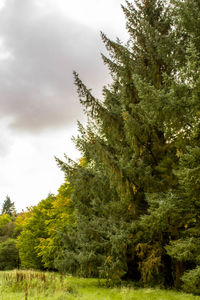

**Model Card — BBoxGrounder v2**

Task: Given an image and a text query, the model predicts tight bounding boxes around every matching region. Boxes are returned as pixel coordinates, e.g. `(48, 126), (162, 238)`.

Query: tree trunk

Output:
(174, 260), (184, 289)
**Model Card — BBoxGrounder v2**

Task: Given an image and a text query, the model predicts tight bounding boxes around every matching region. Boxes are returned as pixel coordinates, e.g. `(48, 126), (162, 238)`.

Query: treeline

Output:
(1, 0), (200, 295)
(0, 196), (19, 270)
(0, 184), (74, 271)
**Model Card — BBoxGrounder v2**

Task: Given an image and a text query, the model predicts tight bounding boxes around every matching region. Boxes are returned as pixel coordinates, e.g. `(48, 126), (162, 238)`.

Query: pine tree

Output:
(164, 0), (200, 291)
(56, 0), (182, 284)
(1, 196), (16, 216)
(138, 0), (200, 289)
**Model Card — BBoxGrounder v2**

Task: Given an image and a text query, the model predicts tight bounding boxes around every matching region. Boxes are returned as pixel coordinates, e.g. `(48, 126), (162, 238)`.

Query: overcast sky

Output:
(0, 0), (128, 211)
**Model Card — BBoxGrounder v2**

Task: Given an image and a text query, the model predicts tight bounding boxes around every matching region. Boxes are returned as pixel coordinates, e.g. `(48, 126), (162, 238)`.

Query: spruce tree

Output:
(164, 0), (200, 291)
(56, 0), (180, 284)
(138, 0), (200, 289)
(1, 196), (16, 216)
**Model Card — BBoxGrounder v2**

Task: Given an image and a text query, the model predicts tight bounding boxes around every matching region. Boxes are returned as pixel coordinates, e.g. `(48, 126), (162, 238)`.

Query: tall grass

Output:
(0, 270), (76, 299)
(0, 270), (200, 300)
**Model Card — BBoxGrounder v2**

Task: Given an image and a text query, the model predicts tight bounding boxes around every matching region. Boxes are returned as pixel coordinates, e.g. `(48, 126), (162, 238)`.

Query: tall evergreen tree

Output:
(164, 0), (200, 291)
(1, 196), (16, 216)
(138, 0), (200, 289)
(56, 0), (182, 284)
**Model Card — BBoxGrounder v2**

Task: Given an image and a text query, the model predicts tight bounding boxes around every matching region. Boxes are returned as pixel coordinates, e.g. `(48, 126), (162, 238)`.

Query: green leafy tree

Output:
(0, 214), (12, 229)
(17, 184), (74, 270)
(0, 239), (19, 270)
(17, 196), (55, 269)
(36, 182), (75, 269)
(0, 214), (16, 242)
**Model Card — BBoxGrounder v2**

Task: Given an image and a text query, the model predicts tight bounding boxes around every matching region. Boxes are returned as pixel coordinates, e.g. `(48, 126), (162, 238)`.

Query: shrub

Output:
(0, 238), (19, 270)
(181, 266), (200, 295)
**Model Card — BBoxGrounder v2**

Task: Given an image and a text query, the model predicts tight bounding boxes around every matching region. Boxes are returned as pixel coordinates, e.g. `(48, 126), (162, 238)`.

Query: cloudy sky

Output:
(0, 0), (128, 211)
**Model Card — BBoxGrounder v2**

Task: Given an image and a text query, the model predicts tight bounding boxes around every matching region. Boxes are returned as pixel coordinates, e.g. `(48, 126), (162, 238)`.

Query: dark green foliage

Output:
(181, 267), (200, 295)
(0, 221), (16, 242)
(0, 210), (19, 270)
(0, 239), (19, 270)
(56, 0), (178, 284)
(141, 0), (200, 289)
(54, 0), (200, 293)
(0, 214), (18, 244)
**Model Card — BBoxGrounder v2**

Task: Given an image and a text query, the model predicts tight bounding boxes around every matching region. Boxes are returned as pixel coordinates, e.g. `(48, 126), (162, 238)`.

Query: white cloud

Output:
(0, 126), (80, 211)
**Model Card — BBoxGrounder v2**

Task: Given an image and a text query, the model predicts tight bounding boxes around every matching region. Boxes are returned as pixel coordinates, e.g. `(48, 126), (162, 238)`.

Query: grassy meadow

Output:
(0, 270), (200, 300)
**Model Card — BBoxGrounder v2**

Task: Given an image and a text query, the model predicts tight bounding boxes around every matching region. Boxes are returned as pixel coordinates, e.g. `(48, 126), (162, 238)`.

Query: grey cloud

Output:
(0, 0), (109, 132)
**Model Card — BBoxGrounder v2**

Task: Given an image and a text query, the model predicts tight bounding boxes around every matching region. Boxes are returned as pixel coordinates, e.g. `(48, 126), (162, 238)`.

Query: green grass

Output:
(0, 270), (200, 299)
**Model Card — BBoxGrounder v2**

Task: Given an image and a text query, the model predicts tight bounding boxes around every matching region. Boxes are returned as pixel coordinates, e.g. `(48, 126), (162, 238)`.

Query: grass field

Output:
(0, 270), (200, 300)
